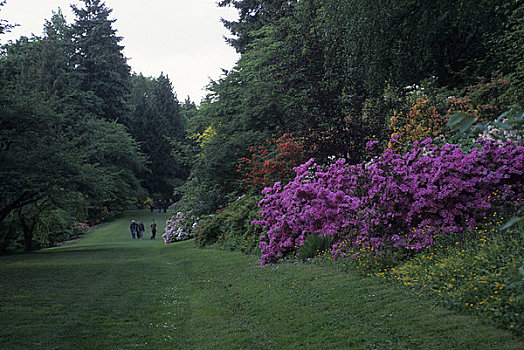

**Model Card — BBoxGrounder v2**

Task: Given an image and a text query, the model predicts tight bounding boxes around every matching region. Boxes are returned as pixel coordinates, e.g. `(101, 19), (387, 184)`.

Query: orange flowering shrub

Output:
(388, 96), (447, 149)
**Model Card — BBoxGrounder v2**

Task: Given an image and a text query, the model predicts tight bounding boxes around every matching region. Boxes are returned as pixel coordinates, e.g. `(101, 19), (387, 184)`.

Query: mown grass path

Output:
(1, 210), (522, 349)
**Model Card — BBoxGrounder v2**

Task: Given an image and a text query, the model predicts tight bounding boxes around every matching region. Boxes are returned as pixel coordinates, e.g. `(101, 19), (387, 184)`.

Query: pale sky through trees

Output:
(1, 0), (240, 103)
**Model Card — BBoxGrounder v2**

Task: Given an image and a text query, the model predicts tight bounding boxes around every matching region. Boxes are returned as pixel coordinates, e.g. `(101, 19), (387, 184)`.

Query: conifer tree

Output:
(127, 73), (187, 197)
(70, 0), (130, 122)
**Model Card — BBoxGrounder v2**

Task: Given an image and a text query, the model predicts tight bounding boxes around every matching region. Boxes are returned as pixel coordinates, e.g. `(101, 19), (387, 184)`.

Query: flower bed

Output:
(254, 138), (524, 264)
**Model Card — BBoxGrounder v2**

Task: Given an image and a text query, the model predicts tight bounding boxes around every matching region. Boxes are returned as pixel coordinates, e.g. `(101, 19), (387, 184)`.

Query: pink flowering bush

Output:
(253, 138), (524, 264)
(72, 222), (89, 236)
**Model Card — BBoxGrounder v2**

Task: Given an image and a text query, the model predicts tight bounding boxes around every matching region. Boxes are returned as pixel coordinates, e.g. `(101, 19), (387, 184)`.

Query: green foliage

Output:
(1, 198), (82, 252)
(448, 106), (524, 143)
(0, 5), (147, 249)
(0, 214), (19, 251)
(195, 195), (263, 254)
(70, 0), (131, 122)
(33, 207), (77, 248)
(181, 0), (522, 234)
(385, 217), (524, 334)
(295, 234), (334, 261)
(194, 0), (512, 210)
(0, 84), (86, 226)
(496, 0), (524, 102)
(217, 0), (290, 54)
(194, 213), (224, 247)
(179, 85), (271, 214)
(127, 73), (187, 197)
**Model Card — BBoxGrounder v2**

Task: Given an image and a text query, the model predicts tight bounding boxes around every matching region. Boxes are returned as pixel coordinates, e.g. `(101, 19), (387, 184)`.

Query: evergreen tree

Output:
(127, 73), (187, 197)
(70, 0), (130, 122)
(218, 0), (291, 53)
(181, 96), (197, 122)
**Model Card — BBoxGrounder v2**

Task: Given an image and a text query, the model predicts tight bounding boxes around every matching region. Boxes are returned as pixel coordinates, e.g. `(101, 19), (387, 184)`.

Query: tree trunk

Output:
(0, 192), (40, 228)
(20, 218), (34, 252)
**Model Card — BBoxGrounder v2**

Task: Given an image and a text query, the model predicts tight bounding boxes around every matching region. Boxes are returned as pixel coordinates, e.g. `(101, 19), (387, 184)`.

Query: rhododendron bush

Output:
(253, 138), (524, 264)
(237, 134), (307, 190)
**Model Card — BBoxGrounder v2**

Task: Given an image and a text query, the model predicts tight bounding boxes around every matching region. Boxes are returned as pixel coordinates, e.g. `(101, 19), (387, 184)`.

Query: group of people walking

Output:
(130, 219), (157, 240)
(129, 198), (168, 240)
(149, 199), (173, 214)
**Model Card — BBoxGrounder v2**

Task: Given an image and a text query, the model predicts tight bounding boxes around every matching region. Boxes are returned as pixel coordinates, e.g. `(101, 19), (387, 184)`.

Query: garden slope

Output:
(0, 210), (522, 349)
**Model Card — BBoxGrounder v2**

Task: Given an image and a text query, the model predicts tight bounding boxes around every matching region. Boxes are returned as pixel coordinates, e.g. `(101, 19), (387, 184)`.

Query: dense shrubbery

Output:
(248, 119), (524, 333)
(254, 138), (524, 264)
(388, 94), (448, 149)
(195, 195), (263, 254)
(295, 234), (334, 262)
(0, 208), (89, 251)
(183, 0), (524, 335)
(385, 216), (523, 334)
(236, 134), (307, 191)
(446, 73), (513, 124)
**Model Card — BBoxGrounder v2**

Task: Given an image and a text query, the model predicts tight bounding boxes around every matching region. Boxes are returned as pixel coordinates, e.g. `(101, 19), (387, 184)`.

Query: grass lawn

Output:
(0, 210), (522, 349)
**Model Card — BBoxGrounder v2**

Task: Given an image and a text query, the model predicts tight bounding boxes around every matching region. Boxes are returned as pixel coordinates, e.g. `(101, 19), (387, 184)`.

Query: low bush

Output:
(163, 212), (194, 244)
(194, 213), (224, 247)
(34, 208), (79, 248)
(295, 234), (334, 261)
(237, 134), (307, 191)
(383, 213), (523, 334)
(195, 195), (263, 254)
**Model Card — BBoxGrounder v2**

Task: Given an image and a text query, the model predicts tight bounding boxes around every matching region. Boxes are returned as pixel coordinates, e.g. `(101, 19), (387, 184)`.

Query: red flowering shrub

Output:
(446, 73), (512, 123)
(237, 134), (307, 190)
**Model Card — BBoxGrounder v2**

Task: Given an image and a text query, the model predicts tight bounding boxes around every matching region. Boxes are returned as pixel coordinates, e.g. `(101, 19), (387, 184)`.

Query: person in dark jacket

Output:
(137, 221), (145, 240)
(150, 219), (157, 240)
(130, 220), (137, 239)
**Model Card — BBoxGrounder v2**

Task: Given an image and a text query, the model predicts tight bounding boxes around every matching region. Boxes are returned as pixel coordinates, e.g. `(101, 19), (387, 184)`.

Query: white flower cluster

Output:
(480, 119), (523, 143)
(162, 212), (192, 244)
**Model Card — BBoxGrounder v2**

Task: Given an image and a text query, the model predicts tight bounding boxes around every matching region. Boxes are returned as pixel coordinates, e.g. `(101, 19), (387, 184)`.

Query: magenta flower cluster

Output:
(253, 138), (524, 264)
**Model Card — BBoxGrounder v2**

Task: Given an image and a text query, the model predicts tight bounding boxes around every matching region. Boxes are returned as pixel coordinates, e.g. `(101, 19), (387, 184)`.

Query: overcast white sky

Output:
(1, 0), (240, 103)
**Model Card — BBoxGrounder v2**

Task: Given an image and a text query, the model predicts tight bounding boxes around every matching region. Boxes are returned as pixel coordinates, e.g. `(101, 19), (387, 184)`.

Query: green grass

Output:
(0, 210), (522, 349)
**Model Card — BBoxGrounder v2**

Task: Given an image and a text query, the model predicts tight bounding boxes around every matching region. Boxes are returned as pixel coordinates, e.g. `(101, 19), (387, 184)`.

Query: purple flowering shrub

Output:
(253, 138), (524, 264)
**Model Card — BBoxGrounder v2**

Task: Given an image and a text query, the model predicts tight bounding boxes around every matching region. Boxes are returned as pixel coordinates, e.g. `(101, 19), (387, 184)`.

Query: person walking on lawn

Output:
(137, 221), (145, 240)
(150, 219), (157, 240)
(130, 220), (137, 239)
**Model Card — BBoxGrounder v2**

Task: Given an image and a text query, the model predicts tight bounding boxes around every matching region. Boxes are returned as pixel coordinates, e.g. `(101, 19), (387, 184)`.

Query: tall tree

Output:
(496, 0), (524, 103)
(70, 0), (130, 122)
(0, 82), (89, 228)
(218, 0), (291, 53)
(127, 73), (187, 197)
(0, 11), (147, 248)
